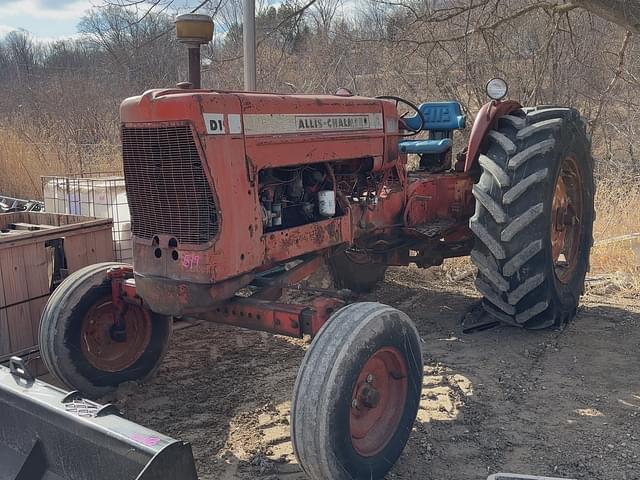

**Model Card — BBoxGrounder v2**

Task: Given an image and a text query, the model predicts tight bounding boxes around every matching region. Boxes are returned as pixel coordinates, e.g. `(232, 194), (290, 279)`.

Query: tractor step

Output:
(0, 357), (198, 480)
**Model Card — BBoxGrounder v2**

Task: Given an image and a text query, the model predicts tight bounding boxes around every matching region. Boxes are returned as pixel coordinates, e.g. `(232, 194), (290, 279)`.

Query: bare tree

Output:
(310, 0), (341, 35)
(571, 0), (640, 33)
(1, 0), (640, 199)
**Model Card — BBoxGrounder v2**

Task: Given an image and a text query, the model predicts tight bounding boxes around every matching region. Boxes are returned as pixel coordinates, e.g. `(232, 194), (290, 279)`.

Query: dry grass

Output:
(589, 180), (640, 292)
(590, 179), (640, 295)
(0, 128), (63, 199)
(0, 126), (121, 199)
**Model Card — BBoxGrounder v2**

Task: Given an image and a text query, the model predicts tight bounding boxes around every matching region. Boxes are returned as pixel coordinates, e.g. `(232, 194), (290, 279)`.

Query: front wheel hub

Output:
(349, 347), (408, 457)
(109, 322), (128, 343)
(81, 297), (152, 372)
(357, 384), (381, 409)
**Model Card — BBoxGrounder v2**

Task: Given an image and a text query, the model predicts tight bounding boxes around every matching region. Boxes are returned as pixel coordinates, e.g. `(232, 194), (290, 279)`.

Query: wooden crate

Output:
(0, 212), (114, 362)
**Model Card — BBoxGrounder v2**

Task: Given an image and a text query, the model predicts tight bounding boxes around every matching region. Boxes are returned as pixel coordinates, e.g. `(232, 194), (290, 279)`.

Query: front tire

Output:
(39, 262), (172, 397)
(291, 302), (423, 480)
(470, 107), (594, 329)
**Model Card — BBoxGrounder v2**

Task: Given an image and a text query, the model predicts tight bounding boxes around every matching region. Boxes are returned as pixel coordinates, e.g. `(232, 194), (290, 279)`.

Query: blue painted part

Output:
(403, 101), (466, 132)
(398, 138), (453, 155)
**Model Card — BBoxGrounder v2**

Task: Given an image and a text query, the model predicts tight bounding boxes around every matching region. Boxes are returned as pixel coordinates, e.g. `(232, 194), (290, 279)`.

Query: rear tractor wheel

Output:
(470, 106), (594, 329)
(39, 262), (172, 397)
(291, 302), (423, 480)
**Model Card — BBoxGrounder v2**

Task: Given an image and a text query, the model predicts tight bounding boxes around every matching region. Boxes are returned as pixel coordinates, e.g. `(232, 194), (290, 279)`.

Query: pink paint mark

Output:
(130, 433), (161, 447)
(181, 254), (201, 270)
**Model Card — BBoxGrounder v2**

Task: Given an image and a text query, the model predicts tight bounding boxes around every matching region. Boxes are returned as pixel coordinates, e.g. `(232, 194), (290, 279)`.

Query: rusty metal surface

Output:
(196, 295), (343, 338)
(111, 254), (344, 338)
(405, 172), (475, 227)
(250, 255), (324, 301)
(464, 100), (522, 172)
(118, 89), (496, 329)
(121, 91), (391, 290)
(76, 265), (154, 372)
(264, 219), (349, 264)
(80, 295), (152, 372)
(350, 346), (408, 457)
(204, 297), (308, 337)
(134, 271), (255, 317)
(552, 155), (584, 284)
(302, 297), (344, 336)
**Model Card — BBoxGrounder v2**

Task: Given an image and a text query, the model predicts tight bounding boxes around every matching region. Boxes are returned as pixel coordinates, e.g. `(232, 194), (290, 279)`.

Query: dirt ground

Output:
(105, 265), (640, 480)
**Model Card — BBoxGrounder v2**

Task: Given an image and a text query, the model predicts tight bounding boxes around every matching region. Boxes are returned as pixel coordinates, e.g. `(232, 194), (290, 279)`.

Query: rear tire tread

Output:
(470, 106), (594, 328)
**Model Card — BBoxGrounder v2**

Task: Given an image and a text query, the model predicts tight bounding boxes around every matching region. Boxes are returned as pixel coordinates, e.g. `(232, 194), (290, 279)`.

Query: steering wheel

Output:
(376, 95), (425, 136)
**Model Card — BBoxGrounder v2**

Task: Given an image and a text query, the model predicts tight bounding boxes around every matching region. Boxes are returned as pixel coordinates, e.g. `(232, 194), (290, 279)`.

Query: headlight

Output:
(486, 78), (508, 100)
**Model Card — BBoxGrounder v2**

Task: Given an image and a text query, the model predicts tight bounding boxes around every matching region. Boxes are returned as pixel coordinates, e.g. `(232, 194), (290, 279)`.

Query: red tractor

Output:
(39, 59), (594, 480)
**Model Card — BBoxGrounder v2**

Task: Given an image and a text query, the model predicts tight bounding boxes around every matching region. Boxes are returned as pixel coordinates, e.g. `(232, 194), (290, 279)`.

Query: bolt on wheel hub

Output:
(349, 347), (408, 457)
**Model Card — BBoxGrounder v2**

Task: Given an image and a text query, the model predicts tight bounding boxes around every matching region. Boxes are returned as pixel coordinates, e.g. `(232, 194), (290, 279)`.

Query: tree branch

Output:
(569, 0), (640, 33)
(590, 30), (633, 130)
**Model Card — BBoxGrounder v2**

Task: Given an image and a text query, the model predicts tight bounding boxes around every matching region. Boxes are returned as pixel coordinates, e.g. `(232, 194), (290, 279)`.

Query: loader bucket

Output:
(0, 357), (198, 480)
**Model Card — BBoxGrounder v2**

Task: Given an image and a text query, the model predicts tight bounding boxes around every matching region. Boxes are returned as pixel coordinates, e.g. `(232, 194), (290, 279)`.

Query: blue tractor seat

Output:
(399, 138), (452, 155)
(399, 101), (465, 156)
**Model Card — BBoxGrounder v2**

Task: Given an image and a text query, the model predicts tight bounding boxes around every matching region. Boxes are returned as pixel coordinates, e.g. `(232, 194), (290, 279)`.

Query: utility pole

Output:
(243, 0), (256, 91)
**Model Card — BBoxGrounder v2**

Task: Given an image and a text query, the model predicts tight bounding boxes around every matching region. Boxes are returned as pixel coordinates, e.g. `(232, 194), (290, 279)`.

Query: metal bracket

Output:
(9, 356), (34, 381)
(61, 390), (121, 418)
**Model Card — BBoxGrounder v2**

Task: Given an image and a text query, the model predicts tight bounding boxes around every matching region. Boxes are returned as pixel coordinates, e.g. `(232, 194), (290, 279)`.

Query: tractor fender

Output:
(464, 100), (522, 172)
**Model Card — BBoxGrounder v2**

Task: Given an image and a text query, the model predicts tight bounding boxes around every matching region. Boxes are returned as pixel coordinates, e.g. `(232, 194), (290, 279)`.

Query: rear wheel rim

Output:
(551, 155), (584, 284)
(349, 347), (408, 457)
(80, 296), (152, 372)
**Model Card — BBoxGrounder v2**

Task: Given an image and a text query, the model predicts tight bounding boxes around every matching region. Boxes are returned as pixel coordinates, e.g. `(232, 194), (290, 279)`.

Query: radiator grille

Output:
(122, 125), (218, 244)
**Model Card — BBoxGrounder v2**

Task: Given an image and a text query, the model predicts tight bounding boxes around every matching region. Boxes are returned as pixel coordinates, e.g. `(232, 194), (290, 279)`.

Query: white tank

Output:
(43, 176), (132, 262)
(318, 190), (336, 217)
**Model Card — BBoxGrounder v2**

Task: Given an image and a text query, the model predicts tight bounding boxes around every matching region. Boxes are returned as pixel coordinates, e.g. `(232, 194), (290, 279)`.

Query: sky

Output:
(0, 0), (201, 41)
(0, 0), (358, 42)
(0, 0), (99, 40)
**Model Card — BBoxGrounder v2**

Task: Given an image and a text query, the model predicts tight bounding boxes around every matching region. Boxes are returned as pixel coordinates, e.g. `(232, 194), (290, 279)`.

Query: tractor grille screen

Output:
(122, 125), (219, 244)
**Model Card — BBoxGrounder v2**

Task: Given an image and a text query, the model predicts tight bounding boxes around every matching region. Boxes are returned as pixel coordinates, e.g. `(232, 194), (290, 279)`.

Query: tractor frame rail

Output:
(107, 254), (345, 339)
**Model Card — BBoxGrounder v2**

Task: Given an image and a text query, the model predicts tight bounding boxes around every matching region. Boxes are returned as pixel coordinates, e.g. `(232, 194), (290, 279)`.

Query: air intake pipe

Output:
(175, 13), (214, 89)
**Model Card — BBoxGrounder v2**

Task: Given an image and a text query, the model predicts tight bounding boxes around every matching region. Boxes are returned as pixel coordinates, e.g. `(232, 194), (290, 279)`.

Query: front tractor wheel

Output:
(39, 262), (172, 397)
(291, 302), (423, 480)
(470, 107), (594, 329)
